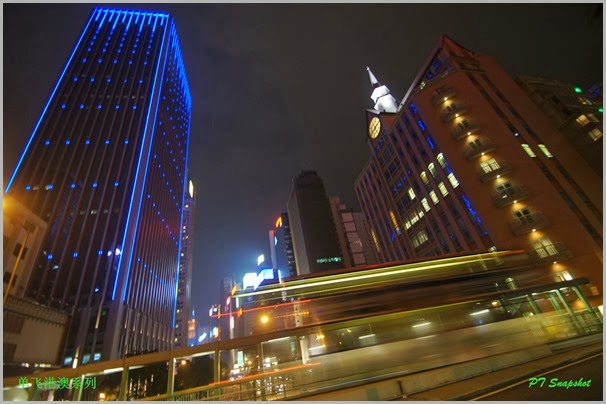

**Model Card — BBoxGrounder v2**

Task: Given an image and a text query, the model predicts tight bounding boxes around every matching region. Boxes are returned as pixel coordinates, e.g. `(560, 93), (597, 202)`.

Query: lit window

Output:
(389, 211), (401, 234)
(428, 163), (437, 177)
(588, 128), (603, 141)
(438, 182), (448, 197)
(496, 182), (513, 198)
(576, 114), (590, 126)
(421, 197), (431, 212)
(447, 173), (459, 188)
(521, 144), (536, 158)
(436, 153), (446, 168)
(532, 237), (558, 258)
(430, 190), (439, 205)
(411, 230), (429, 248)
(513, 207), (534, 224)
(408, 188), (416, 200)
(371, 230), (380, 253)
(538, 144), (553, 158)
(420, 171), (429, 185)
(480, 158), (500, 173)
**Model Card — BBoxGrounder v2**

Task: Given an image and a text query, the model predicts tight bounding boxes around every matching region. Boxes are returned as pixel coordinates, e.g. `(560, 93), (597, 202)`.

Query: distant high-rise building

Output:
(187, 309), (197, 347)
(175, 178), (196, 348)
(269, 212), (297, 278)
(218, 276), (236, 341)
(355, 35), (602, 304)
(515, 76), (603, 177)
(3, 8), (192, 363)
(328, 196), (378, 268)
(287, 171), (344, 275)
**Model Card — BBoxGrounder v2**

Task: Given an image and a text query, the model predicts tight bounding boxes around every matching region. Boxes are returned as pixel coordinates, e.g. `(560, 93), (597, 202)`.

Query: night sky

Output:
(3, 3), (602, 326)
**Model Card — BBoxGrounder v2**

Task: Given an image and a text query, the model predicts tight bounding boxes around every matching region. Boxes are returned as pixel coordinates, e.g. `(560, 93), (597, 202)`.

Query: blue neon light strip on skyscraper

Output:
(111, 10), (119, 31)
(125, 12), (134, 32)
(4, 10), (97, 193)
(113, 13), (170, 301)
(99, 9), (108, 28)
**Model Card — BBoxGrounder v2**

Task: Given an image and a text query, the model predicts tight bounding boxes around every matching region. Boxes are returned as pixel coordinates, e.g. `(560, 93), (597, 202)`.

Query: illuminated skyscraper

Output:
(4, 8), (192, 363)
(187, 309), (197, 347)
(175, 177), (195, 348)
(355, 36), (602, 304)
(269, 212), (297, 278)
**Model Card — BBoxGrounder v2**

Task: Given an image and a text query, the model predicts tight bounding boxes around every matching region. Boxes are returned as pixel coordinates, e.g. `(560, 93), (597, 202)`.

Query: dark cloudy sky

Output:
(3, 3), (602, 324)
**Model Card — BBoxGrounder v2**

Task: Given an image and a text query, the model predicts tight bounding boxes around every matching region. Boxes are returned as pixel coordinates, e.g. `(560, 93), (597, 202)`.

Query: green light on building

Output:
(574, 87), (582, 93)
(599, 107), (603, 113)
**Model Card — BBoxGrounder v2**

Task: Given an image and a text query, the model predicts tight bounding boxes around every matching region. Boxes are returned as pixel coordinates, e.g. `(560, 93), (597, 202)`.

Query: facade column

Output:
(554, 289), (584, 333)
(118, 366), (129, 401)
(526, 294), (542, 314)
(572, 286), (603, 325)
(213, 349), (220, 383)
(548, 293), (563, 313)
(167, 358), (175, 399)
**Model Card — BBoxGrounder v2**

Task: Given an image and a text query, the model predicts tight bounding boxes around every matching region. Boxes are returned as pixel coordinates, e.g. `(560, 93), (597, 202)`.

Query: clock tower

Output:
(365, 67), (399, 142)
(367, 66), (399, 114)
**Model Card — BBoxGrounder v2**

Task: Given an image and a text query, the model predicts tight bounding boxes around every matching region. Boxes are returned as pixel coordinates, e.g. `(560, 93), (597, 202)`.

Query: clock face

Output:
(368, 117), (381, 139)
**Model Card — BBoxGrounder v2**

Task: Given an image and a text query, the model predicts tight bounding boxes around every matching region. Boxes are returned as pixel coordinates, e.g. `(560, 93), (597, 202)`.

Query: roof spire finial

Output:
(366, 66), (399, 113)
(366, 66), (379, 88)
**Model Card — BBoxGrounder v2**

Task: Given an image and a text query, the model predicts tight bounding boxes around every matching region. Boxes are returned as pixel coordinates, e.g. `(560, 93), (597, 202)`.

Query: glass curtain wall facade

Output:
(4, 8), (192, 364)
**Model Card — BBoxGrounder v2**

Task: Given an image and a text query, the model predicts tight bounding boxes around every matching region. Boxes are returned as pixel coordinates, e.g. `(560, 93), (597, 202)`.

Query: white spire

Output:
(367, 66), (379, 87)
(366, 66), (399, 113)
